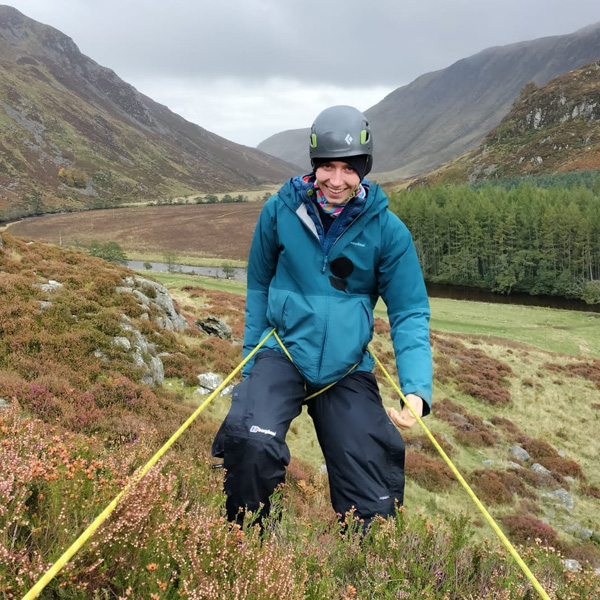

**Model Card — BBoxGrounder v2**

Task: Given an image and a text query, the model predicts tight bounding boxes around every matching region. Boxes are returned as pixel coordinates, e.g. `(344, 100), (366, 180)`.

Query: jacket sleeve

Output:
(377, 210), (433, 414)
(242, 197), (280, 377)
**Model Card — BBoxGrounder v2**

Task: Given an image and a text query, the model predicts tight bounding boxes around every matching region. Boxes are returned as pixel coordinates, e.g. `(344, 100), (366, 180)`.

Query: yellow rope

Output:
(20, 329), (276, 600)
(22, 327), (551, 600)
(272, 330), (357, 400)
(368, 348), (551, 600)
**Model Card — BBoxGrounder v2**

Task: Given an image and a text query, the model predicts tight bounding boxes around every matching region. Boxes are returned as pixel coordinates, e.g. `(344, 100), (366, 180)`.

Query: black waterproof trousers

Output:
(211, 350), (405, 526)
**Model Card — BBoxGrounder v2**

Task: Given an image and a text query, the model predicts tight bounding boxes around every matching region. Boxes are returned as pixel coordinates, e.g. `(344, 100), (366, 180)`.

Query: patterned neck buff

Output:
(314, 180), (366, 217)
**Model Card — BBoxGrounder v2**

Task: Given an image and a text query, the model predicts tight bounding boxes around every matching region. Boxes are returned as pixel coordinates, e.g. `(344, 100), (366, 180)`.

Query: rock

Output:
(116, 276), (189, 331)
(482, 420), (493, 427)
(106, 316), (164, 386)
(134, 276), (188, 331)
(562, 559), (581, 572)
(564, 523), (591, 539)
(542, 488), (575, 511)
(510, 445), (530, 462)
(36, 279), (64, 292)
(197, 372), (224, 392)
(482, 459), (494, 467)
(111, 336), (132, 350)
(0, 398), (10, 410)
(507, 461), (523, 470)
(196, 315), (232, 339)
(0, 233), (3, 249)
(220, 385), (234, 396)
(531, 463), (551, 475)
(38, 301), (53, 312)
(580, 528), (595, 540)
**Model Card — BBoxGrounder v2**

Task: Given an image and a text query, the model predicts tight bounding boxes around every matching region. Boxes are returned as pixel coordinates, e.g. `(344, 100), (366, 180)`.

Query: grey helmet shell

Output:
(309, 105), (373, 162)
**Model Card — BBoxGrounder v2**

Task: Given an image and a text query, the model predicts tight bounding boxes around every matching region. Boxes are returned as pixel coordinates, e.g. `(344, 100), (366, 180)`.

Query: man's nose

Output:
(330, 168), (344, 185)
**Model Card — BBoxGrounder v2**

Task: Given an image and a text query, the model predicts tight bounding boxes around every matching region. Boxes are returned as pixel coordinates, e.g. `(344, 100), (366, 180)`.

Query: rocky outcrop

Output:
(117, 276), (188, 331)
(117, 315), (164, 386)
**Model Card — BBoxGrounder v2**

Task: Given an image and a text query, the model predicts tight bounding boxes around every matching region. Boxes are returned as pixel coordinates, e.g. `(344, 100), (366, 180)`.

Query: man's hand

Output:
(387, 393), (423, 430)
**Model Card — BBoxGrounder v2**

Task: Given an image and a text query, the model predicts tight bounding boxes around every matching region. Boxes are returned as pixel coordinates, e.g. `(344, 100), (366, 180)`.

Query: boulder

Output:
(35, 279), (64, 292)
(542, 488), (575, 512)
(562, 559), (581, 572)
(531, 463), (551, 475)
(510, 445), (530, 462)
(196, 315), (232, 339)
(195, 372), (233, 396)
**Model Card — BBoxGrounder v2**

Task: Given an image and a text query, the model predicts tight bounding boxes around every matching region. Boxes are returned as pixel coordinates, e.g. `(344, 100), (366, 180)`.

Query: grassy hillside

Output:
(2, 234), (600, 599)
(0, 6), (296, 222)
(421, 60), (600, 186)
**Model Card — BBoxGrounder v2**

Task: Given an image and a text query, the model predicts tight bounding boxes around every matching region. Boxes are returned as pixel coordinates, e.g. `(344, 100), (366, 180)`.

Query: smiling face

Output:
(314, 161), (361, 205)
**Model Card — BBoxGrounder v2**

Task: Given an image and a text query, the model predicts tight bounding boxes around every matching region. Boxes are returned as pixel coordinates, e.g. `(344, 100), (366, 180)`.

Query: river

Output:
(130, 261), (600, 313)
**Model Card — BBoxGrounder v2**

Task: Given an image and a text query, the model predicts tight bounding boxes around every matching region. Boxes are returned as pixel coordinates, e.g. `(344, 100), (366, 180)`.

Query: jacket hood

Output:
(277, 174), (388, 215)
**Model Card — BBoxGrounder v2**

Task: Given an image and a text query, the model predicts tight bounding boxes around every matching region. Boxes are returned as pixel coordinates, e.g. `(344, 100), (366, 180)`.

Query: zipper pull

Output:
(322, 255), (328, 274)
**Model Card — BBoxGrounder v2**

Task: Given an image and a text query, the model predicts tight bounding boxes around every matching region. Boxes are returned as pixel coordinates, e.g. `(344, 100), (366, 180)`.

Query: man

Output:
(212, 105), (432, 527)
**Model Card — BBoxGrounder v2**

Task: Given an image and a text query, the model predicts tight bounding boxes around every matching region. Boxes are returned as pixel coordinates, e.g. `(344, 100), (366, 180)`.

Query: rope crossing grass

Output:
(368, 349), (551, 600)
(22, 328), (551, 600)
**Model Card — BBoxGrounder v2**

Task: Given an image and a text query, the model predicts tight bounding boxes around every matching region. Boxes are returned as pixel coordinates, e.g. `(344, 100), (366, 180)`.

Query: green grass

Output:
(129, 252), (247, 269)
(137, 270), (248, 294)
(428, 297), (600, 358)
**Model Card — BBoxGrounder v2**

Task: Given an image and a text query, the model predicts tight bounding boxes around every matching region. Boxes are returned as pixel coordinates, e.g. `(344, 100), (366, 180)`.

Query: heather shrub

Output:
(404, 432), (454, 457)
(521, 438), (584, 479)
(490, 415), (522, 438)
(563, 541), (600, 567)
(544, 359), (600, 389)
(434, 397), (498, 447)
(432, 333), (512, 405)
(470, 469), (533, 506)
(508, 466), (560, 490)
(405, 452), (456, 492)
(499, 514), (561, 547)
(373, 317), (390, 335)
(581, 482), (600, 499)
(454, 426), (497, 448)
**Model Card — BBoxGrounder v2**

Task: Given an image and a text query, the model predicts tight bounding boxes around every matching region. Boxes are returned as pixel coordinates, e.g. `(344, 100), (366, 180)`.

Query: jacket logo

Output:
(250, 425), (276, 437)
(350, 241), (365, 247)
(344, 133), (353, 145)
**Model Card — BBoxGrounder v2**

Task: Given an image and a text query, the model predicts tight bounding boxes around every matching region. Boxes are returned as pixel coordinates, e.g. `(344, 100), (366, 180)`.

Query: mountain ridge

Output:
(417, 59), (600, 185)
(258, 21), (600, 180)
(0, 5), (298, 220)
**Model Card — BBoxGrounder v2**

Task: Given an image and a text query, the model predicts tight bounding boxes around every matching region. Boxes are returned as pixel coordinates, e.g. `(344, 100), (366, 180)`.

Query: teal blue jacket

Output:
(243, 175), (432, 411)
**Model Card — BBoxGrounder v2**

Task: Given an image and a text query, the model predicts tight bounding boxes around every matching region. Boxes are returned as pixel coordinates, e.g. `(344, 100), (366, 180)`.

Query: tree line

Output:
(388, 180), (600, 304)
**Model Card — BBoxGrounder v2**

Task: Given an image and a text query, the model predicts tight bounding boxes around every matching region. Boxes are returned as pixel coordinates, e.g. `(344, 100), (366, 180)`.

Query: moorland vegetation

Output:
(1, 232), (600, 599)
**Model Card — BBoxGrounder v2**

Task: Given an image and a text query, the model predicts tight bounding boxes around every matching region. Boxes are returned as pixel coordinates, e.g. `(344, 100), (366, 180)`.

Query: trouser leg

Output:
(307, 371), (405, 527)
(211, 350), (305, 524)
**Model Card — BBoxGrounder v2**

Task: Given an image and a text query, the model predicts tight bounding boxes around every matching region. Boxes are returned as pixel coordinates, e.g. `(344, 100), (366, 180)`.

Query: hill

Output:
(0, 5), (297, 222)
(258, 22), (600, 180)
(420, 60), (600, 185)
(1, 230), (600, 598)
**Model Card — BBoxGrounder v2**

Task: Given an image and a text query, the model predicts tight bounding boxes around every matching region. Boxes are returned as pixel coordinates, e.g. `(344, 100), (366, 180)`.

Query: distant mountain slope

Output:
(422, 60), (600, 185)
(0, 5), (297, 220)
(258, 22), (600, 179)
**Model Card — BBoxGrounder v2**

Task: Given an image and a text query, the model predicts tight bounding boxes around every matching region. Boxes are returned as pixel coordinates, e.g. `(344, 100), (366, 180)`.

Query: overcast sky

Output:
(5, 1), (600, 147)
